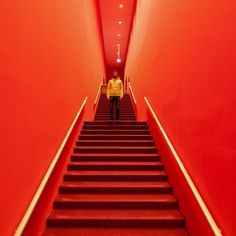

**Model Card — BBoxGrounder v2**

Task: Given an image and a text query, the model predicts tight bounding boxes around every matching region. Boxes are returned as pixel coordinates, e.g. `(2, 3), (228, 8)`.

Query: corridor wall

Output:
(0, 0), (105, 235)
(125, 0), (236, 235)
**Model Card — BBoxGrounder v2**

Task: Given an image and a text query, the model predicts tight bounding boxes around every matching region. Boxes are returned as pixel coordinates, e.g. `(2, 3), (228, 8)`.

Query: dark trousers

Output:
(110, 96), (120, 120)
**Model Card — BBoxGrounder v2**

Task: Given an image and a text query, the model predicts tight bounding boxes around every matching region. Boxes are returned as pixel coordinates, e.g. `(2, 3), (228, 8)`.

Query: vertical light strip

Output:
(144, 97), (222, 236)
(14, 97), (88, 236)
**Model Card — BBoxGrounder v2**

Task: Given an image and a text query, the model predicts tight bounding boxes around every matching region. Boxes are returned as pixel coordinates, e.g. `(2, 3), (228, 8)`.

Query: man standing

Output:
(107, 70), (124, 121)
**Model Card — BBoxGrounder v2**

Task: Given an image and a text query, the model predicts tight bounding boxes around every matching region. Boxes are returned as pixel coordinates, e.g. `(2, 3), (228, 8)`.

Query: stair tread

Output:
(68, 161), (162, 166)
(71, 154), (160, 161)
(76, 141), (155, 147)
(79, 134), (152, 136)
(77, 140), (154, 143)
(84, 121), (147, 124)
(95, 111), (134, 112)
(81, 131), (149, 133)
(55, 194), (177, 202)
(96, 112), (134, 115)
(83, 125), (145, 126)
(48, 209), (184, 220)
(60, 181), (171, 188)
(95, 114), (134, 115)
(65, 171), (167, 176)
(94, 117), (136, 118)
(72, 153), (160, 157)
(75, 147), (156, 149)
(42, 228), (189, 236)
(78, 135), (153, 140)
(82, 130), (147, 131)
(74, 146), (158, 154)
(94, 120), (137, 121)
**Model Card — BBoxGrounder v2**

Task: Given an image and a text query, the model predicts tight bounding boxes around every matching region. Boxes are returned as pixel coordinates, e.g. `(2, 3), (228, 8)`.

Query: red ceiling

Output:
(98, 0), (136, 68)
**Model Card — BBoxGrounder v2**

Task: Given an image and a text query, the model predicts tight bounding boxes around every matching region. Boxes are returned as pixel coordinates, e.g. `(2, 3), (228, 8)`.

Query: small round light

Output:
(117, 34), (121, 37)
(117, 58), (121, 63)
(118, 21), (122, 25)
(119, 4), (123, 8)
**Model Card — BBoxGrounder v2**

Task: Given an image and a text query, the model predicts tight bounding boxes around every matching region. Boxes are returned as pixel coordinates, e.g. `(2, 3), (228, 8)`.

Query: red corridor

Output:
(0, 1), (236, 236)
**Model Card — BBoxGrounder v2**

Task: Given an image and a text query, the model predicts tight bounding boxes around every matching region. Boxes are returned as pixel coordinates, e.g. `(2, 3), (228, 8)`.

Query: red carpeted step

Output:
(81, 130), (149, 135)
(95, 113), (134, 115)
(97, 111), (134, 113)
(82, 125), (149, 130)
(67, 161), (164, 171)
(95, 115), (136, 117)
(94, 118), (136, 120)
(96, 106), (134, 108)
(96, 110), (134, 112)
(76, 140), (155, 147)
(63, 170), (168, 182)
(84, 121), (147, 125)
(53, 194), (178, 209)
(59, 181), (173, 194)
(96, 107), (133, 109)
(97, 108), (134, 109)
(95, 114), (135, 116)
(96, 108), (133, 109)
(73, 146), (158, 154)
(78, 134), (153, 140)
(94, 118), (137, 121)
(46, 209), (185, 228)
(95, 113), (134, 114)
(70, 153), (161, 162)
(42, 228), (190, 236)
(96, 112), (134, 114)
(95, 113), (135, 115)
(98, 108), (134, 109)
(96, 108), (133, 110)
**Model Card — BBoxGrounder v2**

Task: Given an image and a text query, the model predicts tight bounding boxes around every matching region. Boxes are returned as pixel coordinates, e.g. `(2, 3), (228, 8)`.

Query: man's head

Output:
(113, 70), (118, 78)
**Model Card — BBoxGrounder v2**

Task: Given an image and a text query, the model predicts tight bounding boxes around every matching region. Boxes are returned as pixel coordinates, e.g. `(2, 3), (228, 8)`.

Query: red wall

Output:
(0, 1), (105, 235)
(125, 0), (236, 235)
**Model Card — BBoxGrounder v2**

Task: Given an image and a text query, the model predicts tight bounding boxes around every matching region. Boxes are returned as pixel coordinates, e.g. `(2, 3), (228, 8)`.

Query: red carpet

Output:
(42, 94), (189, 235)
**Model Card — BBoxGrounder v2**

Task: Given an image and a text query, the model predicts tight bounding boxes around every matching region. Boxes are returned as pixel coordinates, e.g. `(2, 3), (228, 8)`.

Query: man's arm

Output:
(107, 80), (111, 100)
(120, 80), (124, 99)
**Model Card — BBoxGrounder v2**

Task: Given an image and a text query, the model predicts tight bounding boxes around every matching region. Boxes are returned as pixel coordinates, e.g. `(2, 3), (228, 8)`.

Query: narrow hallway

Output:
(1, 0), (235, 236)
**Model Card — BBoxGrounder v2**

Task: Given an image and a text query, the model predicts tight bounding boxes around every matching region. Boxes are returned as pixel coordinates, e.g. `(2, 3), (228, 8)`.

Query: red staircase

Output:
(42, 94), (189, 235)
(94, 94), (136, 120)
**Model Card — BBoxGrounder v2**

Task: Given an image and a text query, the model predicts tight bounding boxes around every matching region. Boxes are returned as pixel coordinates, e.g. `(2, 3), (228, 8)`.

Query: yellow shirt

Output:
(107, 77), (124, 99)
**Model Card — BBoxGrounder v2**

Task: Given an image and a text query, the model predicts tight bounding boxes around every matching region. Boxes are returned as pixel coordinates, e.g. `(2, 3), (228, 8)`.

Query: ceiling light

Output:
(118, 21), (122, 25)
(119, 4), (123, 8)
(117, 58), (121, 63)
(117, 34), (121, 37)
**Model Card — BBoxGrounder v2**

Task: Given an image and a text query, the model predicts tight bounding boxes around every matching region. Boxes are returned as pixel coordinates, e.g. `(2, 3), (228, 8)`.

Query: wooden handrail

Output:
(144, 96), (222, 236)
(128, 82), (137, 104)
(94, 82), (103, 110)
(14, 97), (88, 236)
